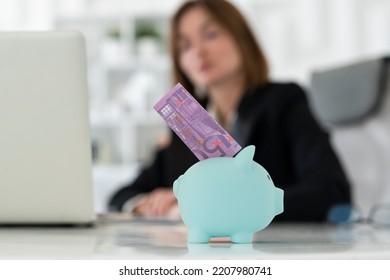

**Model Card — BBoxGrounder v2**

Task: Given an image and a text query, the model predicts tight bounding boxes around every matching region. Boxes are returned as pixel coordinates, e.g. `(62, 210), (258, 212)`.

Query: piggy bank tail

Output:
(274, 187), (284, 216)
(173, 175), (182, 198)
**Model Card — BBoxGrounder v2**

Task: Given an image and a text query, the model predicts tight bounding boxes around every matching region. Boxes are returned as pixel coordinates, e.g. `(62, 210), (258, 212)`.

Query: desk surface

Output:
(0, 215), (389, 259)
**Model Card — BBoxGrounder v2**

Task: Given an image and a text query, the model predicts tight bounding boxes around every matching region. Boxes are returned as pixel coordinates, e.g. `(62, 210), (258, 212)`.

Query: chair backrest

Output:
(310, 57), (390, 216)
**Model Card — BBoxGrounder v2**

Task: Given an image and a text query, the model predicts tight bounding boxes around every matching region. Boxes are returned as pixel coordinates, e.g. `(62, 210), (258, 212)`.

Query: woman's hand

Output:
(133, 188), (178, 217)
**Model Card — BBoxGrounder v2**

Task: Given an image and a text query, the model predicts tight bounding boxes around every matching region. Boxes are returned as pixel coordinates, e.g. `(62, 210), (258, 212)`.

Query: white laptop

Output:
(0, 31), (95, 225)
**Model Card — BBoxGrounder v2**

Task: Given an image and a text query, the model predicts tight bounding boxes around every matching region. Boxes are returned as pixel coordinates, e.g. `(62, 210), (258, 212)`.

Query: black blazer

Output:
(109, 82), (351, 221)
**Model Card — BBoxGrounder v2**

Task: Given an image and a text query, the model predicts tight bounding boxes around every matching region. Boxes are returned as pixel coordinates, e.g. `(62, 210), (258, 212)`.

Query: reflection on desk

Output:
(0, 215), (389, 259)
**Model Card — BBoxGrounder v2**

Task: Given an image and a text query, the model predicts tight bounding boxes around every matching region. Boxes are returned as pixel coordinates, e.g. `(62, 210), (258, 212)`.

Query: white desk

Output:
(0, 216), (389, 259)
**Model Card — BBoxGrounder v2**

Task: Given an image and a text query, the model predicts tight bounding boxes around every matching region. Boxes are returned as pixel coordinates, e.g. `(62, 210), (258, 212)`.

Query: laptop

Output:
(0, 31), (95, 225)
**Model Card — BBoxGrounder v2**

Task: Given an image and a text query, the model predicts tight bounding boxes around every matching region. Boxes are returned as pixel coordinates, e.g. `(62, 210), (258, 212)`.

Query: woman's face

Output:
(177, 7), (243, 89)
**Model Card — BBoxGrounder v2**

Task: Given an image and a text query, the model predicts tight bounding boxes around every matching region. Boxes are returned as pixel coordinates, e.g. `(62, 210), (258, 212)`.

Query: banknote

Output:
(153, 83), (242, 160)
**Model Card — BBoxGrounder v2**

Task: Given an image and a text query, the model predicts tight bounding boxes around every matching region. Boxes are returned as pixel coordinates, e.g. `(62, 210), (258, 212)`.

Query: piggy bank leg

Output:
(188, 229), (210, 243)
(231, 232), (253, 243)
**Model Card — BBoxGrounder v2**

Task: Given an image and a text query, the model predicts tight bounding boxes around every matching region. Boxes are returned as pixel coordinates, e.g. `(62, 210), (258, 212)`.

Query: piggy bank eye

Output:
(267, 174), (271, 181)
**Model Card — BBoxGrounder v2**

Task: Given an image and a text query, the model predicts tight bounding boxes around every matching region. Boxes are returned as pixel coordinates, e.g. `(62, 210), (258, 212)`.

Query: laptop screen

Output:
(0, 31), (95, 224)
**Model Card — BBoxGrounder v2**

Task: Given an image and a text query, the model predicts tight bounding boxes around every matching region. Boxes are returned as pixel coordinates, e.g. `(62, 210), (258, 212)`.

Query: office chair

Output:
(310, 57), (390, 217)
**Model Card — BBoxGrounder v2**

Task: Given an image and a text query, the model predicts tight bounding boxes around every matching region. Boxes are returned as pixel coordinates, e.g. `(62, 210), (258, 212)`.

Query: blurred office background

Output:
(1, 0), (390, 213)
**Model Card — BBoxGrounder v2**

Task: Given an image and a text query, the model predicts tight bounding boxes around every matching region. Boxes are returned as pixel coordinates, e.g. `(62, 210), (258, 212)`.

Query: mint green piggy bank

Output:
(173, 146), (284, 243)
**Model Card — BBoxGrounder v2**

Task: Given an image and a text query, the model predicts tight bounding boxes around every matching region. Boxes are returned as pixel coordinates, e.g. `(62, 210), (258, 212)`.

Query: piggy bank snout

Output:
(274, 187), (284, 215)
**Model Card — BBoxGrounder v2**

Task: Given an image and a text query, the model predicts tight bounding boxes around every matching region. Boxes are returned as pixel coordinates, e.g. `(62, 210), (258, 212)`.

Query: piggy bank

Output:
(173, 145), (284, 243)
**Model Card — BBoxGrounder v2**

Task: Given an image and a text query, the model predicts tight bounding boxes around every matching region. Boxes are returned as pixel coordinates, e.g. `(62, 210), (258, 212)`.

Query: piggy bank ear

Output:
(234, 145), (255, 172)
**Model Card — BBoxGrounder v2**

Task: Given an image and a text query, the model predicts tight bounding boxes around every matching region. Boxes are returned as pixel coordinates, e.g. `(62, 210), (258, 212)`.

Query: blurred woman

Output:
(109, 0), (351, 221)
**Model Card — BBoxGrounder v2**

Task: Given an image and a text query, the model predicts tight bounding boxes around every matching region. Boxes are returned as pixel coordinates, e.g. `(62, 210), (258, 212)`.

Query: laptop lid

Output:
(0, 30), (95, 224)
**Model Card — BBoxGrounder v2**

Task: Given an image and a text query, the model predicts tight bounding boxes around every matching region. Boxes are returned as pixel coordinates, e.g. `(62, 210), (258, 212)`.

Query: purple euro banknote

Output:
(153, 83), (242, 160)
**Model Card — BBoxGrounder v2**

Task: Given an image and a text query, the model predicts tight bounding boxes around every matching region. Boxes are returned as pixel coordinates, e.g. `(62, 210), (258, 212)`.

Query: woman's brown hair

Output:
(169, 0), (269, 97)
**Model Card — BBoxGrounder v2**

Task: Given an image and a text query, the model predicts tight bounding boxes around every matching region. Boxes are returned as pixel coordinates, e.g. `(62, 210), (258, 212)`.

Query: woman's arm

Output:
(278, 85), (351, 221)
(108, 148), (165, 212)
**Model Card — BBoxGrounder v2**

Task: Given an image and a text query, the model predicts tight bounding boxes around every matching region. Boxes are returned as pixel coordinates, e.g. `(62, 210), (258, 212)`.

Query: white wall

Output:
(1, 0), (389, 85)
(234, 0), (390, 84)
